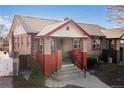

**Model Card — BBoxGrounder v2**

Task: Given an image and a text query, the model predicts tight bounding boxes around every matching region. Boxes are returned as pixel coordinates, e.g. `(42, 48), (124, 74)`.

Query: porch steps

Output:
(46, 63), (110, 88)
(51, 64), (85, 81)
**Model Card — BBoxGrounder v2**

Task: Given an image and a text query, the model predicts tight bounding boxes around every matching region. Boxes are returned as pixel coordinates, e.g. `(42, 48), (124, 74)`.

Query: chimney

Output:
(64, 17), (70, 21)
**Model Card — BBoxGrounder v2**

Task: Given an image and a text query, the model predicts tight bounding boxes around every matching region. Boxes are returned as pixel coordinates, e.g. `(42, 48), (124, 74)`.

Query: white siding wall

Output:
(14, 34), (31, 55)
(87, 38), (102, 57)
(51, 22), (87, 38)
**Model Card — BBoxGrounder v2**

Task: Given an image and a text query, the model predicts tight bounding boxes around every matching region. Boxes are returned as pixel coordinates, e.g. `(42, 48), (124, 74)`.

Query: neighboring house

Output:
(101, 28), (124, 64)
(9, 15), (106, 77)
(0, 37), (9, 52)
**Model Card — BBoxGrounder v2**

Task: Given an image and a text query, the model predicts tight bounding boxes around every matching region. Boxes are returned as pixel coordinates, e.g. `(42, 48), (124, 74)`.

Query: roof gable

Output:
(50, 21), (89, 38)
(120, 33), (124, 39)
(8, 16), (27, 37)
(37, 19), (90, 38)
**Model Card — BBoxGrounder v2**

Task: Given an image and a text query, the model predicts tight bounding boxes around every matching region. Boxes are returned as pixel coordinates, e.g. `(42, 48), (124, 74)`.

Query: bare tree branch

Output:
(107, 5), (124, 27)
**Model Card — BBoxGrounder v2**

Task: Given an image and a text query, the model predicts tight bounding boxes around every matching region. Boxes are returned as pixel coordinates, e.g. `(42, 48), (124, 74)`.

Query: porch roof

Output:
(101, 28), (124, 39)
(37, 20), (70, 36)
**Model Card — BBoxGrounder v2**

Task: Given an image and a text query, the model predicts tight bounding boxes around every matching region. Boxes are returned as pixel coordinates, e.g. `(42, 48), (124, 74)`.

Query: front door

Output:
(56, 38), (72, 64)
(56, 38), (64, 58)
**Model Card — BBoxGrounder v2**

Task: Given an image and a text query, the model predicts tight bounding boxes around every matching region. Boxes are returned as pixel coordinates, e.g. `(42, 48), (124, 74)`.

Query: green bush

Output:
(29, 64), (45, 88)
(87, 57), (97, 69)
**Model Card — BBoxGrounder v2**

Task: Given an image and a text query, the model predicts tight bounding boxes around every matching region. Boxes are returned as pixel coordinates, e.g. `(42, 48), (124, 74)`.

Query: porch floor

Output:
(62, 57), (72, 65)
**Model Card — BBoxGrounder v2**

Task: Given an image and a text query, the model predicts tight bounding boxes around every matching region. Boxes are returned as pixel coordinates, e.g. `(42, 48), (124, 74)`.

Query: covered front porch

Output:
(36, 36), (88, 78)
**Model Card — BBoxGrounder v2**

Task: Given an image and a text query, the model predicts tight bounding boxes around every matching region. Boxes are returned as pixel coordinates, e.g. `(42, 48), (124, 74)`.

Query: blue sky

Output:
(0, 5), (118, 29)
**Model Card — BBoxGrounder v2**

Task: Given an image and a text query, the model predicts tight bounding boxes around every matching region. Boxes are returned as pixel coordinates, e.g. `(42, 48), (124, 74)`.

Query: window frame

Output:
(51, 38), (54, 52)
(21, 36), (23, 46)
(27, 35), (29, 47)
(73, 39), (80, 49)
(91, 39), (100, 50)
(39, 38), (44, 52)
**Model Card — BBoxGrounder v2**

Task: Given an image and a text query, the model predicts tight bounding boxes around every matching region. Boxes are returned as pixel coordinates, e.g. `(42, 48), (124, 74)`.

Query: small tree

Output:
(107, 5), (124, 27)
(0, 24), (8, 39)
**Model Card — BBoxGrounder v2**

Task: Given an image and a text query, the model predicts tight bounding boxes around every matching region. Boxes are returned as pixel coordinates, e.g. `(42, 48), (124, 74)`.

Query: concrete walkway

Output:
(0, 77), (13, 88)
(46, 64), (110, 88)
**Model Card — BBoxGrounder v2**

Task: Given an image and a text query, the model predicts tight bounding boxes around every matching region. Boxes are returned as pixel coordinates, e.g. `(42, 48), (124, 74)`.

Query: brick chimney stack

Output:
(64, 17), (70, 21)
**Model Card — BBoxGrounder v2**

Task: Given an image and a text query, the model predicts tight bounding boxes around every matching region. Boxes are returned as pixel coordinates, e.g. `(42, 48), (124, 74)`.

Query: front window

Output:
(40, 39), (44, 52)
(51, 38), (54, 52)
(27, 36), (29, 47)
(21, 36), (23, 46)
(73, 39), (80, 49)
(17, 37), (19, 48)
(92, 39), (100, 49)
(14, 37), (17, 49)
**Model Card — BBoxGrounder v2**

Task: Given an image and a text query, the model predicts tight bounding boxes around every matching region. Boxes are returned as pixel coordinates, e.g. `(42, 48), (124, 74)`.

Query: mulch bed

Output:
(90, 64), (124, 88)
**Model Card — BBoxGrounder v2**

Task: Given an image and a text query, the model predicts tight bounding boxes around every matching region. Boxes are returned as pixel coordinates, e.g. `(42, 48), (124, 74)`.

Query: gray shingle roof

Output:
(79, 23), (105, 36)
(16, 15), (105, 36)
(101, 28), (124, 39)
(16, 15), (61, 33)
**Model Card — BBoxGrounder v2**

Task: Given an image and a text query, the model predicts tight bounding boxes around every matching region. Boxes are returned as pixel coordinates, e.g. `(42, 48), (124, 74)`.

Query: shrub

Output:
(87, 57), (97, 69)
(29, 64), (45, 88)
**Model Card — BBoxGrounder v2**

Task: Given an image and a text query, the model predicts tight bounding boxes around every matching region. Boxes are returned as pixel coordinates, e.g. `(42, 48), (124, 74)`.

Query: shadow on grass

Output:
(92, 64), (124, 88)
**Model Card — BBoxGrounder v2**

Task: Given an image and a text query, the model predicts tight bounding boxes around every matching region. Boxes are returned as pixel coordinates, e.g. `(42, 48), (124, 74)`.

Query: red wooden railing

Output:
(36, 50), (62, 78)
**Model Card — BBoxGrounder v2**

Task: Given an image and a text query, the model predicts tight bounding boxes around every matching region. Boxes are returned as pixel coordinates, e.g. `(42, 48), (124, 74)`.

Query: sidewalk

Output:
(0, 77), (13, 88)
(46, 64), (110, 88)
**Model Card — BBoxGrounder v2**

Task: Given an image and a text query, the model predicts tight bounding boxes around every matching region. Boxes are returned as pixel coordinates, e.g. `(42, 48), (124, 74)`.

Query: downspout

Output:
(12, 31), (14, 58)
(42, 37), (45, 76)
(31, 34), (33, 64)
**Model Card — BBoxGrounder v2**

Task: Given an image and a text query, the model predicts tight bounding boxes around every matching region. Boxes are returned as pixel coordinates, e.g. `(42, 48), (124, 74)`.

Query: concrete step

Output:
(56, 69), (82, 75)
(52, 72), (85, 81)
(51, 64), (85, 81)
(59, 67), (81, 72)
(62, 64), (75, 68)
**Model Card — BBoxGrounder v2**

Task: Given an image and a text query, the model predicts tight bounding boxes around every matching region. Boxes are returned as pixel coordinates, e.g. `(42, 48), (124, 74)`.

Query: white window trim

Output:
(92, 39), (100, 50)
(73, 39), (80, 49)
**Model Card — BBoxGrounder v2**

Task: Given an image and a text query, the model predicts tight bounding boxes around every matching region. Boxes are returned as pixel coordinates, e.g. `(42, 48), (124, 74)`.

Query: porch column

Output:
(122, 48), (124, 63)
(43, 38), (52, 77)
(82, 38), (88, 69)
(108, 39), (112, 63)
(115, 40), (120, 64)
